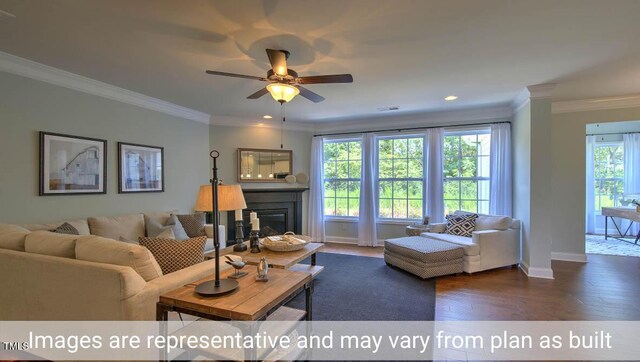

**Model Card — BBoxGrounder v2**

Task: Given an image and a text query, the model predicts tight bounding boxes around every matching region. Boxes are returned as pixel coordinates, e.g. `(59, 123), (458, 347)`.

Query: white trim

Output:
(210, 115), (315, 132)
(519, 261), (555, 279)
(325, 236), (387, 244)
(552, 94), (640, 114)
(512, 88), (531, 113)
(527, 83), (556, 99)
(0, 51), (211, 123)
(325, 216), (358, 223)
(551, 252), (588, 263)
(325, 236), (359, 244)
(314, 105), (513, 133)
(324, 217), (417, 226)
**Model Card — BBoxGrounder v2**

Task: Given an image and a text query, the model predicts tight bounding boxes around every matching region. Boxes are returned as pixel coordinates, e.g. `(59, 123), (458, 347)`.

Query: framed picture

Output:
(39, 132), (107, 195)
(118, 142), (164, 193)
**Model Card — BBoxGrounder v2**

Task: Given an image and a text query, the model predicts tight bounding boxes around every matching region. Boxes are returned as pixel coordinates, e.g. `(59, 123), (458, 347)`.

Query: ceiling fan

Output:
(205, 49), (353, 103)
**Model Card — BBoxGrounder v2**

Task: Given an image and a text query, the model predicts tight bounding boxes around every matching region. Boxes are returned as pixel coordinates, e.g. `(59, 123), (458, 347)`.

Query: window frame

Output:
(593, 141), (624, 214)
(443, 129), (491, 215)
(376, 134), (426, 221)
(323, 138), (362, 219)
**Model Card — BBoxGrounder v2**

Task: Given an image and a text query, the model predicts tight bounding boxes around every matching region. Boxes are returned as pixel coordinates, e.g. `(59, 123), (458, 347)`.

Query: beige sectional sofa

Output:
(0, 212), (231, 321)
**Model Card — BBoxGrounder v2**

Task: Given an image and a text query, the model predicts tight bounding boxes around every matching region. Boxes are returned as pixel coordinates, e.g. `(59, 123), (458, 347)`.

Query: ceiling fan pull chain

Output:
(280, 103), (284, 149)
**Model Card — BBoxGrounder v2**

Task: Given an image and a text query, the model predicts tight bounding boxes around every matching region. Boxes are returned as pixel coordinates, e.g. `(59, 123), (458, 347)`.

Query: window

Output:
(378, 137), (424, 219)
(594, 143), (624, 212)
(443, 132), (491, 215)
(323, 140), (361, 217)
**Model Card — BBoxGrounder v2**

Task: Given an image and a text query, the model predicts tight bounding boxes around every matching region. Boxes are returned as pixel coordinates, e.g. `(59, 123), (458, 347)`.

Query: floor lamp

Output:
(193, 150), (247, 296)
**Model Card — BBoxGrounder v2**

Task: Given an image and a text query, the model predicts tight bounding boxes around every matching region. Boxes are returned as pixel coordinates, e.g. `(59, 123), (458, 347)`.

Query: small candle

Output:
(250, 211), (257, 222)
(235, 209), (242, 221)
(252, 218), (260, 231)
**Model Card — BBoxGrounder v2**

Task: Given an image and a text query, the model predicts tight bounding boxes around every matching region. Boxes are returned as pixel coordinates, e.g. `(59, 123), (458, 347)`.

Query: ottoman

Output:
(384, 236), (464, 279)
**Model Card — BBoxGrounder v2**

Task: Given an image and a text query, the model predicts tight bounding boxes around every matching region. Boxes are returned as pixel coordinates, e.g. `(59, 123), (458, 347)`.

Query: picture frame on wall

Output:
(118, 142), (164, 193)
(39, 131), (107, 196)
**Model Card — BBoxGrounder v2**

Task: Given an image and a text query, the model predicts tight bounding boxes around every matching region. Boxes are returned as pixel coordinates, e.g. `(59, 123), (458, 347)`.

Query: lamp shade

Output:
(194, 184), (247, 212)
(266, 83), (299, 103)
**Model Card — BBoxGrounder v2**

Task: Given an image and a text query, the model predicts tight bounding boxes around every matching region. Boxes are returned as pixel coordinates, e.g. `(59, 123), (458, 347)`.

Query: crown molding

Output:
(527, 83), (556, 99)
(512, 88), (531, 113)
(210, 115), (315, 132)
(0, 51), (211, 123)
(313, 105), (513, 134)
(552, 94), (640, 114)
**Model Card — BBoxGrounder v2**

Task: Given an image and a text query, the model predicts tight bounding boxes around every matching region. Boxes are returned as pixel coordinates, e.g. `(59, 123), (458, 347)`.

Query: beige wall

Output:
(208, 123), (312, 234)
(0, 71), (210, 224)
(550, 106), (640, 257)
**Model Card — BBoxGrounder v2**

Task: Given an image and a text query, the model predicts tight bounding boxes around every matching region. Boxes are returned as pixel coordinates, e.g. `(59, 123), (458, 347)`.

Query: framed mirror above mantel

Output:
(237, 148), (293, 183)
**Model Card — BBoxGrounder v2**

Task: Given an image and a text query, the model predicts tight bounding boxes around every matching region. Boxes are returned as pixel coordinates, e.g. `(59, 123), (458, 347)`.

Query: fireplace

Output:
(227, 188), (308, 241)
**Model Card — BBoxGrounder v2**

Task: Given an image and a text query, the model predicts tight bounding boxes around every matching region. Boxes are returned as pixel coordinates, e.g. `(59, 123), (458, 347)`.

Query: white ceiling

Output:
(1, 0), (640, 124)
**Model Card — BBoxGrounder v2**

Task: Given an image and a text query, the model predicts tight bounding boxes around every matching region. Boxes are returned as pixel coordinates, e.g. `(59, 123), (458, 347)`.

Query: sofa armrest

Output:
(428, 223), (447, 233)
(124, 255), (241, 320)
(471, 229), (520, 268)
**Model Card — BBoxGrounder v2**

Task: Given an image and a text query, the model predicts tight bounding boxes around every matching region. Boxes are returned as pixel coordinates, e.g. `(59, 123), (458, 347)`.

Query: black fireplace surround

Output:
(227, 188), (308, 241)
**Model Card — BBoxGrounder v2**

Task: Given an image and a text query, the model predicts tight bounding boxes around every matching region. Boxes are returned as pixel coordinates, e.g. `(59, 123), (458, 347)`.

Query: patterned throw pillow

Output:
(50, 222), (80, 235)
(176, 213), (206, 238)
(445, 213), (478, 237)
(138, 236), (206, 274)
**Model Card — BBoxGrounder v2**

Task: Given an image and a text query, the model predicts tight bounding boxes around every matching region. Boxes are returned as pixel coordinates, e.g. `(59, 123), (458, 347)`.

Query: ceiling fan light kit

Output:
(266, 83), (299, 103)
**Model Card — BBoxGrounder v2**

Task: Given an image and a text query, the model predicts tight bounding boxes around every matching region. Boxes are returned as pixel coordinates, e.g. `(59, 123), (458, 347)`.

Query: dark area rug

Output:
(286, 252), (435, 321)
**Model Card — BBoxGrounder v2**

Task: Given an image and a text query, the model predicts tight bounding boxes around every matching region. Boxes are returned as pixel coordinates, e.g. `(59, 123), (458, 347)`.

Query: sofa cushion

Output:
(385, 236), (464, 263)
(25, 231), (79, 258)
(76, 235), (163, 282)
(454, 210), (513, 231)
(420, 232), (480, 256)
(51, 222), (80, 235)
(0, 224), (31, 251)
(445, 213), (478, 237)
(175, 213), (206, 238)
(88, 214), (145, 242)
(139, 236), (206, 274)
(21, 219), (91, 235)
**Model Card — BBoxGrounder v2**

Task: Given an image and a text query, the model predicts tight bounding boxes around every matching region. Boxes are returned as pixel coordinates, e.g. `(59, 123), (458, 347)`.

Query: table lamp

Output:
(193, 151), (247, 296)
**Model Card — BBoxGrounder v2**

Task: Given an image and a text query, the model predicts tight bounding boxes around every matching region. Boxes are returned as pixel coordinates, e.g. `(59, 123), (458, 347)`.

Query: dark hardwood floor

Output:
(320, 242), (640, 321)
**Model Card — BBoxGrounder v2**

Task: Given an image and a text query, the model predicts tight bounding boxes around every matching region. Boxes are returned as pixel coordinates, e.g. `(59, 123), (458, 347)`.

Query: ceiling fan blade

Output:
(266, 49), (288, 77)
(297, 86), (325, 103)
(205, 70), (267, 81)
(247, 87), (269, 99)
(297, 74), (353, 84)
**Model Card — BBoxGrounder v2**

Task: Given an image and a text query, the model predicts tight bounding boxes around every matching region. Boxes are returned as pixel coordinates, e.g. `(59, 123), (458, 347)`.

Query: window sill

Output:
(325, 217), (358, 223)
(324, 217), (419, 226)
(377, 219), (419, 226)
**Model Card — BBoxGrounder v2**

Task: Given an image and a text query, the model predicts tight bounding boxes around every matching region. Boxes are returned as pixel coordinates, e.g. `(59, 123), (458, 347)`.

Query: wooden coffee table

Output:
(157, 267), (312, 361)
(210, 241), (325, 278)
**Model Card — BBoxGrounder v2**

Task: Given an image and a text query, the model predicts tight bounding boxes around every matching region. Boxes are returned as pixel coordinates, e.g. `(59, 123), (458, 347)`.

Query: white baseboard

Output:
(325, 236), (359, 244)
(551, 252), (588, 263)
(519, 262), (554, 279)
(325, 236), (385, 246)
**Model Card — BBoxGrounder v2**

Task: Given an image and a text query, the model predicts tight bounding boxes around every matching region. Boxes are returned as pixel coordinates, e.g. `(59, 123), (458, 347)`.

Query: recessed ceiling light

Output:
(262, 115), (272, 119)
(445, 95), (458, 101)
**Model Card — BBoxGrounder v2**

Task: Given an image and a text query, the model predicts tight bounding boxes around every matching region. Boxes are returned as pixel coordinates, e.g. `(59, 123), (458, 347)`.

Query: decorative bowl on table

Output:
(260, 232), (310, 252)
